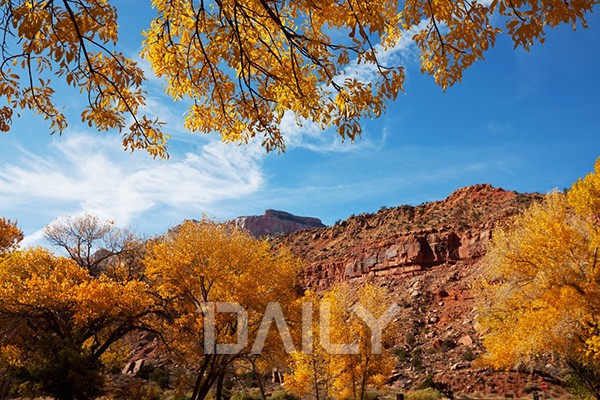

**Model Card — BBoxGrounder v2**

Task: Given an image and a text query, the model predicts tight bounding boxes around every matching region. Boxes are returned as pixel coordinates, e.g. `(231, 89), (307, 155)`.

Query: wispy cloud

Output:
(0, 132), (265, 244)
(276, 26), (427, 153)
(332, 21), (428, 87)
(276, 22), (428, 152)
(279, 112), (387, 154)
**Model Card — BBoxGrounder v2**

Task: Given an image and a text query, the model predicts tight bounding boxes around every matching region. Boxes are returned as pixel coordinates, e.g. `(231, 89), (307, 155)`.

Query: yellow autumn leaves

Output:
(0, 216), (399, 400)
(142, 0), (404, 151)
(0, 1), (167, 158)
(0, 0), (595, 154)
(477, 158), (600, 395)
(0, 218), (22, 256)
(142, 220), (304, 399)
(285, 285), (397, 400)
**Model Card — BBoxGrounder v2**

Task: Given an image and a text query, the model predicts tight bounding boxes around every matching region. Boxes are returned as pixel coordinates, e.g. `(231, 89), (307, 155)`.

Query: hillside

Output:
(271, 184), (566, 398)
(117, 185), (567, 398)
(272, 183), (542, 289)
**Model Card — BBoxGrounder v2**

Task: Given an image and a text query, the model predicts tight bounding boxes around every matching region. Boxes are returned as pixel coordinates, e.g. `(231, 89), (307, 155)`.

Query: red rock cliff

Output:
(272, 184), (542, 289)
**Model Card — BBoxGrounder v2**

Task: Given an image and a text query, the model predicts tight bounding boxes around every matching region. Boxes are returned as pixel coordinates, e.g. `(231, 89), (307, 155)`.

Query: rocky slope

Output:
(272, 183), (541, 289)
(271, 184), (567, 398)
(121, 185), (566, 398)
(232, 209), (325, 238)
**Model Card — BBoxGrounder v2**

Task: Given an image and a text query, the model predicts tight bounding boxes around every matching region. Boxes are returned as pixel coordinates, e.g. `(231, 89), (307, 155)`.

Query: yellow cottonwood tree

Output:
(0, 0), (596, 154)
(286, 283), (397, 400)
(143, 219), (303, 400)
(477, 158), (600, 399)
(0, 217), (158, 400)
(285, 290), (337, 400)
(0, 248), (157, 400)
(0, 218), (23, 256)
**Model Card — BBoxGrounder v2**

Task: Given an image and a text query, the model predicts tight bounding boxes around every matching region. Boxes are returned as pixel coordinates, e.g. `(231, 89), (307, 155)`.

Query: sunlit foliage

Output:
(0, 218), (23, 255)
(477, 158), (600, 399)
(286, 283), (396, 400)
(0, 0), (596, 154)
(144, 219), (303, 400)
(0, 0), (166, 157)
(0, 218), (156, 400)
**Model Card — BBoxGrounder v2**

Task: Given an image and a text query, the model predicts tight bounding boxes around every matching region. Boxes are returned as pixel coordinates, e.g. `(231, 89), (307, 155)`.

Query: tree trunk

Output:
(312, 358), (321, 400)
(216, 370), (225, 400)
(191, 356), (212, 400)
(360, 356), (370, 400)
(250, 358), (267, 400)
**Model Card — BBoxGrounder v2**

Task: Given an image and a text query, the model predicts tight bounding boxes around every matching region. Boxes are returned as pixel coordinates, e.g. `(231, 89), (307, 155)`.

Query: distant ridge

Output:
(231, 209), (325, 238)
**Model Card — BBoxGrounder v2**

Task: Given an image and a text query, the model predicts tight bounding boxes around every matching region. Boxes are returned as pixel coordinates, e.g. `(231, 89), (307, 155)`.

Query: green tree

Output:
(477, 159), (600, 399)
(0, 0), (595, 155)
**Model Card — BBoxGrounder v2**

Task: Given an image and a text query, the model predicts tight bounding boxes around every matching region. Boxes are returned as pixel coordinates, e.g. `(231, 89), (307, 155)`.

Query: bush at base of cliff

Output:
(268, 389), (301, 400)
(230, 389), (262, 400)
(566, 373), (600, 400)
(405, 388), (444, 400)
(113, 380), (164, 400)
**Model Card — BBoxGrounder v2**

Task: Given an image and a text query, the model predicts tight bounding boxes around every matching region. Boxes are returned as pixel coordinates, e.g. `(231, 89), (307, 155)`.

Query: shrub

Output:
(269, 389), (301, 400)
(438, 339), (456, 352)
(230, 390), (261, 400)
(393, 347), (409, 361)
(417, 375), (436, 390)
(410, 355), (423, 371)
(364, 390), (382, 400)
(116, 381), (164, 400)
(405, 388), (444, 400)
(462, 349), (475, 361)
(565, 373), (597, 399)
(136, 364), (171, 389)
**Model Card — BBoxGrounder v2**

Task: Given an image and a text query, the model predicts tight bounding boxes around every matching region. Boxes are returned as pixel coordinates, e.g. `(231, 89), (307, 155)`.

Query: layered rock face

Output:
(232, 209), (325, 238)
(305, 227), (491, 288)
(272, 184), (542, 289)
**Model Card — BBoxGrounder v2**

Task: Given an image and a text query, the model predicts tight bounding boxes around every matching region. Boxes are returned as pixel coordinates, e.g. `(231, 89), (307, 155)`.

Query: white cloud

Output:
(276, 22), (428, 152)
(0, 131), (265, 244)
(332, 21), (428, 87)
(279, 111), (386, 154)
(20, 229), (47, 248)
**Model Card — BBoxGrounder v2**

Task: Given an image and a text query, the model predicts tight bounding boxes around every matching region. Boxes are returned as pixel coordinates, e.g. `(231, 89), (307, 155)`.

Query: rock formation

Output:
(270, 185), (563, 397)
(232, 209), (325, 238)
(273, 184), (542, 289)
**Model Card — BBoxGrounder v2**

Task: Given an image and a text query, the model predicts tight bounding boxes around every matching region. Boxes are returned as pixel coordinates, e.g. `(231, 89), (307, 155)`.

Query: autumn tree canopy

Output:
(286, 283), (398, 400)
(0, 217), (157, 400)
(0, 0), (596, 155)
(144, 219), (303, 400)
(0, 218), (23, 256)
(477, 158), (600, 399)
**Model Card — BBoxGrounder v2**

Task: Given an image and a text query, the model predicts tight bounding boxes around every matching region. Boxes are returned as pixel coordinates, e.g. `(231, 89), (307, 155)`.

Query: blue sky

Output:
(1, 3), (599, 245)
